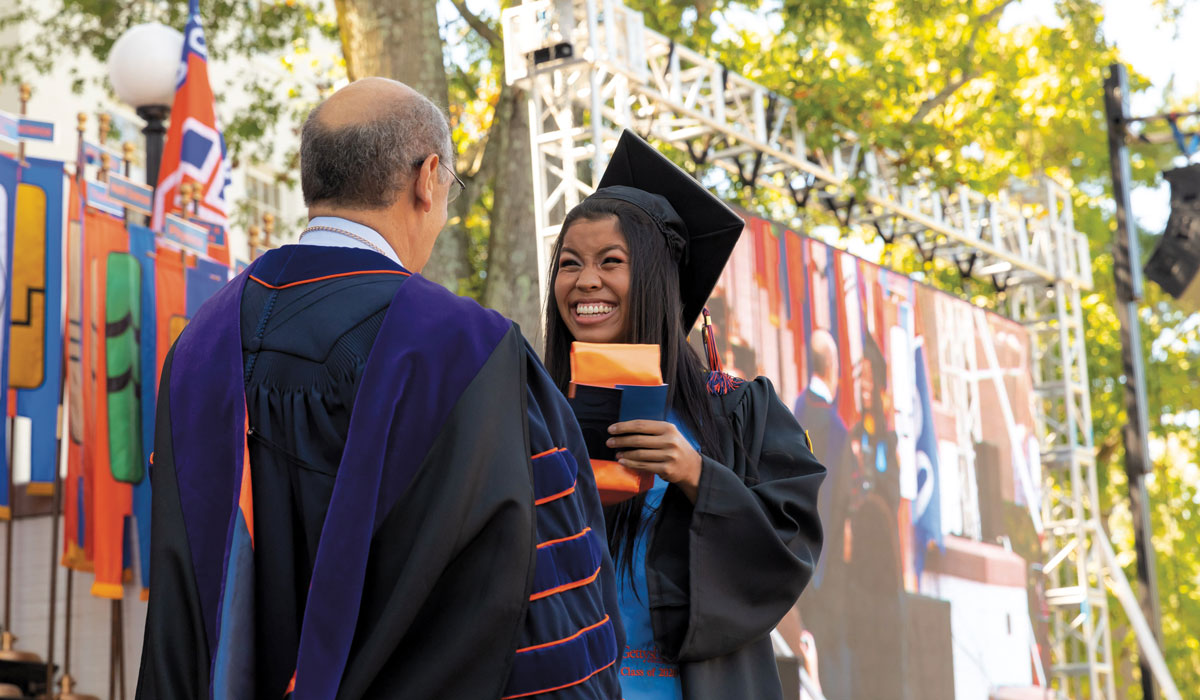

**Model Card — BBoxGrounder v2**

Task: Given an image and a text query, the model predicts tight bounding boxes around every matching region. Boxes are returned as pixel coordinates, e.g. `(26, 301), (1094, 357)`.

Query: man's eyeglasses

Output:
(441, 162), (466, 203)
(414, 158), (465, 204)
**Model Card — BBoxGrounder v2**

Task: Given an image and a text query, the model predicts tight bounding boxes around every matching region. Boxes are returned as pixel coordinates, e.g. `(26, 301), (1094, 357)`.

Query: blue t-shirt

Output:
(616, 413), (698, 699)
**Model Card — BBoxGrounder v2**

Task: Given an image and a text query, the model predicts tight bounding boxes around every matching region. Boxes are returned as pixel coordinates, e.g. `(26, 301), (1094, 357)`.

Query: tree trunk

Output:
(480, 83), (543, 350)
(333, 0), (471, 293)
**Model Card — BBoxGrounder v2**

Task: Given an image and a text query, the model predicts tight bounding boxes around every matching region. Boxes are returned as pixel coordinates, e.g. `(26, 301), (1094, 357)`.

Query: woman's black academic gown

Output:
(645, 377), (825, 700)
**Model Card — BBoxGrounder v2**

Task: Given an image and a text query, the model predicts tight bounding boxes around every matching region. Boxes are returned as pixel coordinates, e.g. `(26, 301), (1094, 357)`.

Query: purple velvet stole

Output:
(168, 247), (511, 698)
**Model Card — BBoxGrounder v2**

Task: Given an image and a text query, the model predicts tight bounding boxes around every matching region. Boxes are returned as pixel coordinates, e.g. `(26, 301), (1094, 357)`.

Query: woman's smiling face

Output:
(554, 216), (632, 344)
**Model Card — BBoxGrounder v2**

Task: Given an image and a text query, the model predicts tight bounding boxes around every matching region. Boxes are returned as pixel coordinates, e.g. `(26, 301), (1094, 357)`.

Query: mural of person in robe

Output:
(842, 332), (904, 699)
(702, 211), (1052, 698)
(792, 327), (854, 691)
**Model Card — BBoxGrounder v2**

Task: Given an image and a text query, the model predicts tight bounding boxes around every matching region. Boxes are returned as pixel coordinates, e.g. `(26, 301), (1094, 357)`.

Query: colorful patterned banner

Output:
(0, 155), (18, 517)
(129, 224), (157, 595)
(11, 158), (66, 489)
(187, 217), (230, 265)
(162, 214), (208, 256)
(17, 118), (54, 143)
(85, 179), (125, 219)
(107, 173), (154, 215)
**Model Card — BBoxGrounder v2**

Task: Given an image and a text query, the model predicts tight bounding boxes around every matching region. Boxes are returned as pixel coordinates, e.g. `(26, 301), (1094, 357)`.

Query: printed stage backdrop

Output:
(706, 213), (1050, 700)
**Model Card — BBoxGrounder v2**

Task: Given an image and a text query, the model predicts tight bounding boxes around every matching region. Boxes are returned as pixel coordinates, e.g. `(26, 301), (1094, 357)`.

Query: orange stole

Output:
(82, 211), (132, 598)
(569, 342), (661, 505)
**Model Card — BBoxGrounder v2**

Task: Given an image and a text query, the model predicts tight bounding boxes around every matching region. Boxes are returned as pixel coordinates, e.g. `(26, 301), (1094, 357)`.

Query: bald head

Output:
(316, 77), (416, 128)
(810, 328), (838, 388)
(300, 77), (452, 210)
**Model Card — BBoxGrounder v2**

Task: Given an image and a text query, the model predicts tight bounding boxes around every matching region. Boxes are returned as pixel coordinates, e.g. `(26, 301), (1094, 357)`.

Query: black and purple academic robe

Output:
(646, 377), (825, 700)
(135, 246), (623, 700)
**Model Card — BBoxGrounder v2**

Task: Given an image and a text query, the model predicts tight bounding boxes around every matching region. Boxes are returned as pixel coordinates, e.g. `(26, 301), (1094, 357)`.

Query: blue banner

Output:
(185, 257), (228, 317)
(128, 224), (156, 592)
(17, 119), (54, 143)
(912, 342), (944, 581)
(85, 179), (125, 218)
(163, 214), (208, 256)
(14, 158), (65, 487)
(0, 156), (18, 515)
(188, 218), (226, 248)
(107, 174), (153, 215)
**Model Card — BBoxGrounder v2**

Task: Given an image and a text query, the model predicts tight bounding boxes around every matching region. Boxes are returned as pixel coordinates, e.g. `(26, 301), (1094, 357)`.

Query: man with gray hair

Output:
(138, 78), (623, 700)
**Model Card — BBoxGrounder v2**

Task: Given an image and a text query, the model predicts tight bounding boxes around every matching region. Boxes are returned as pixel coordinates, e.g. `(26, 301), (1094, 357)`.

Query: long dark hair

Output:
(543, 197), (723, 580)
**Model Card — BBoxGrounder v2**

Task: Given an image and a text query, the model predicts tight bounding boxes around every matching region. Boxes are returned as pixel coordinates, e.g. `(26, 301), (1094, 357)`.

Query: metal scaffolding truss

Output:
(502, 1), (1128, 696)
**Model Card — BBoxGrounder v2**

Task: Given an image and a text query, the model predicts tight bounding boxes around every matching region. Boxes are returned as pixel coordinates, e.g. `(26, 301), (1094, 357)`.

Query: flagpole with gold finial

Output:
(108, 140), (143, 700)
(262, 212), (275, 250)
(120, 142), (135, 225)
(52, 113), (101, 700)
(16, 83), (29, 166)
(94, 115), (127, 700)
(97, 112), (111, 179)
(248, 223), (261, 261)
(122, 143), (134, 176)
(48, 112), (99, 700)
(179, 182), (194, 218)
(0, 81), (44, 674)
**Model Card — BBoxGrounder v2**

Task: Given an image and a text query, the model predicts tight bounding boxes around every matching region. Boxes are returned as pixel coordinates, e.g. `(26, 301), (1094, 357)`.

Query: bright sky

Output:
(1104, 0), (1200, 233)
(1003, 0), (1200, 232)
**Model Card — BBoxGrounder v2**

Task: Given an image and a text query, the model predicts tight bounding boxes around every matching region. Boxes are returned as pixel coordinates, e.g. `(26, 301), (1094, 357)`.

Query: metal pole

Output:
(64, 565), (73, 677)
(1104, 61), (1163, 700)
(136, 105), (169, 188)
(108, 603), (116, 700)
(46, 404), (64, 695)
(1096, 521), (1183, 700)
(4, 416), (12, 640)
(116, 598), (126, 700)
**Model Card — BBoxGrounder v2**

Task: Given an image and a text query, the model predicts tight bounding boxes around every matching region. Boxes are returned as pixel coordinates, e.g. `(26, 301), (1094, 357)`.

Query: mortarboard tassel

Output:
(701, 308), (743, 396)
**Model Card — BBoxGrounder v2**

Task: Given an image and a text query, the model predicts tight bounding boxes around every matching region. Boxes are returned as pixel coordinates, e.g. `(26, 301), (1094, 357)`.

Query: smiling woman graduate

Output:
(543, 130), (827, 700)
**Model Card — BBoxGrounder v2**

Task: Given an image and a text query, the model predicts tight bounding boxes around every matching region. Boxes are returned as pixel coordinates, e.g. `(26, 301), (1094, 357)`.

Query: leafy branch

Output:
(909, 0), (1015, 124)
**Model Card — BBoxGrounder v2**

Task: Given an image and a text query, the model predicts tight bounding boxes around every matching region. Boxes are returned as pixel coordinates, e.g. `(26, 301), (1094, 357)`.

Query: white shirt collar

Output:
(300, 216), (404, 268)
(807, 375), (834, 404)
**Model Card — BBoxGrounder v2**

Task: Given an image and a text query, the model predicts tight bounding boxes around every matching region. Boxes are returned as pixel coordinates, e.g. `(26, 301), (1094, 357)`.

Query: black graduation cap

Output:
(588, 129), (744, 329)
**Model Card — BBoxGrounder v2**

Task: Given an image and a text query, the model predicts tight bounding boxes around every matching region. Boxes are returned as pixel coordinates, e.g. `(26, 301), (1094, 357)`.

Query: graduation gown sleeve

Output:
(498, 340), (623, 700)
(648, 376), (825, 664)
(135, 345), (211, 700)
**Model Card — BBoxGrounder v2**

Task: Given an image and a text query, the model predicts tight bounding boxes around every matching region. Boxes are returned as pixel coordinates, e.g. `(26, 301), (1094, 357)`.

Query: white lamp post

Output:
(107, 22), (183, 185)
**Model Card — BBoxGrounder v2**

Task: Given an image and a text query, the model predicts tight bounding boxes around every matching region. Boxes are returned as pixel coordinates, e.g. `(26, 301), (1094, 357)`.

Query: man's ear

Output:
(414, 153), (439, 213)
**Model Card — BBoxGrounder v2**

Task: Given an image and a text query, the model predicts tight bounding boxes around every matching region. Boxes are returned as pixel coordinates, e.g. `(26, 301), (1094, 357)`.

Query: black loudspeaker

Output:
(532, 41), (574, 65)
(902, 593), (955, 700)
(1146, 164), (1200, 311)
(975, 441), (1006, 543)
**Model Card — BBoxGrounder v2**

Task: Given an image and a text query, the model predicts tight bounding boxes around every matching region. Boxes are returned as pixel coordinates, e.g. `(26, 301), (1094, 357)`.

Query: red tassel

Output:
(701, 307), (743, 396)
